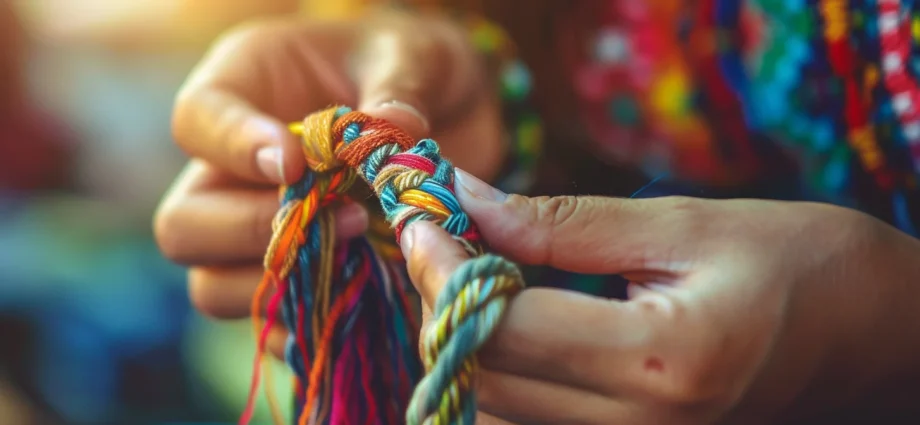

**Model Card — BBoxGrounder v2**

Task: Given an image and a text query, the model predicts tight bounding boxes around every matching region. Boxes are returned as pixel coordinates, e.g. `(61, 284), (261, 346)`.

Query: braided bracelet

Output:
(242, 106), (525, 425)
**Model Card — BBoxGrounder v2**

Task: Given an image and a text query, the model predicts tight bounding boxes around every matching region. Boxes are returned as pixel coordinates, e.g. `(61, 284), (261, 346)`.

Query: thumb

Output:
(453, 169), (703, 274)
(400, 220), (470, 309)
(353, 11), (479, 140)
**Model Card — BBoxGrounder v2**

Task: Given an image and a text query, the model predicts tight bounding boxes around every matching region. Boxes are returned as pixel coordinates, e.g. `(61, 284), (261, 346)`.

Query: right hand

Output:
(154, 9), (505, 359)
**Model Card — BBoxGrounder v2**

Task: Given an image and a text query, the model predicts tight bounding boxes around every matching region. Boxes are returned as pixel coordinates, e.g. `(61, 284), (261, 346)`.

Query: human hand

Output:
(154, 10), (504, 359)
(400, 169), (920, 425)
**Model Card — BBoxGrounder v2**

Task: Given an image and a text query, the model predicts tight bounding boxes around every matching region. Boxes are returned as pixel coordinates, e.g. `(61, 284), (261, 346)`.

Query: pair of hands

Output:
(154, 10), (920, 425)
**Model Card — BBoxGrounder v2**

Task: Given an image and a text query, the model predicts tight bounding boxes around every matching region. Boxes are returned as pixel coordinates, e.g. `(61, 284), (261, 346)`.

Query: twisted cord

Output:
(407, 255), (524, 425)
(308, 106), (525, 425)
(247, 104), (524, 425)
(244, 106), (422, 425)
(328, 108), (484, 256)
(242, 162), (355, 425)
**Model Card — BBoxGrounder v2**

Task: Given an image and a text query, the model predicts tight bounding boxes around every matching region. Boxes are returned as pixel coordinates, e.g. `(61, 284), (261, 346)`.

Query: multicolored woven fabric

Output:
(561, 0), (919, 235)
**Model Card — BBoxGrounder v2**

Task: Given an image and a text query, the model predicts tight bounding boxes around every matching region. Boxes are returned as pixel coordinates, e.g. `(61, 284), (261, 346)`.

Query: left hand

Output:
(399, 169), (920, 425)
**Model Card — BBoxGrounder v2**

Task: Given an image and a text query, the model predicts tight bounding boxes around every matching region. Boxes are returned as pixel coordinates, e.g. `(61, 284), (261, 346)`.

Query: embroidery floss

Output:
(245, 106), (525, 425)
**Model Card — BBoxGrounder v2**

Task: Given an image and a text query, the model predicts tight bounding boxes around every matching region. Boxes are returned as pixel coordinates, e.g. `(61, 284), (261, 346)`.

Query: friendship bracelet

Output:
(243, 106), (525, 425)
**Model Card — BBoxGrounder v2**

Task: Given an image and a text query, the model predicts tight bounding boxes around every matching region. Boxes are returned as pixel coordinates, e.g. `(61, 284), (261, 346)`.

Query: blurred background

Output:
(0, 0), (369, 423)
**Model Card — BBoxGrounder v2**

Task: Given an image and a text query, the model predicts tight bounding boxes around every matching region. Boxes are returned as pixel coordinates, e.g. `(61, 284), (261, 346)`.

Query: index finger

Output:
(402, 220), (686, 398)
(172, 20), (357, 184)
(173, 88), (300, 184)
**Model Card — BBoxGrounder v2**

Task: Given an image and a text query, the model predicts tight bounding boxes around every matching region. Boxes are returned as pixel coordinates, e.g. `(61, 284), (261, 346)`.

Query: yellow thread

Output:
(379, 167), (429, 193)
(302, 108), (341, 172)
(393, 169), (431, 191)
(375, 166), (413, 191)
(399, 189), (451, 217)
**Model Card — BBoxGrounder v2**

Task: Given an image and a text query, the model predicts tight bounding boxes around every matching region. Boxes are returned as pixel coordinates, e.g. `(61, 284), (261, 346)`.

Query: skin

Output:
(404, 170), (920, 424)
(154, 9), (920, 424)
(156, 10), (499, 358)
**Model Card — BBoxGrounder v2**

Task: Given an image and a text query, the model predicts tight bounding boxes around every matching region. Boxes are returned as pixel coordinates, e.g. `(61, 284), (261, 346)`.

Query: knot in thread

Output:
(295, 107), (345, 173)
(306, 107), (482, 255)
(407, 254), (525, 425)
(332, 109), (416, 168)
(256, 106), (526, 425)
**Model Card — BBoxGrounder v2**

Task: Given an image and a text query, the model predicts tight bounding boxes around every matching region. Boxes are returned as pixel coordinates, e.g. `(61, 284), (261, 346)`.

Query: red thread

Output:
(240, 272), (285, 425)
(300, 263), (371, 425)
(386, 153), (438, 175)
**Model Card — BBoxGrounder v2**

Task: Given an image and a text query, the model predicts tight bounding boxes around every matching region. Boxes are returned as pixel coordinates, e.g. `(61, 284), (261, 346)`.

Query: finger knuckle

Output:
(250, 197), (277, 251)
(172, 18), (289, 150)
(530, 196), (589, 262)
(658, 196), (709, 236)
(187, 269), (225, 318)
(170, 89), (198, 152)
(153, 200), (190, 264)
(538, 196), (580, 228)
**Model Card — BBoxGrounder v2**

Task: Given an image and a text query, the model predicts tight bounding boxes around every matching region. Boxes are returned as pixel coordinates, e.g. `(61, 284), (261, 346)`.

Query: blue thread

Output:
(344, 123), (362, 144)
(412, 254), (518, 424)
(629, 174), (668, 199)
(432, 160), (454, 185)
(334, 106), (352, 119)
(418, 180), (469, 235)
(418, 181), (461, 213)
(286, 172), (316, 201)
(409, 139), (441, 162)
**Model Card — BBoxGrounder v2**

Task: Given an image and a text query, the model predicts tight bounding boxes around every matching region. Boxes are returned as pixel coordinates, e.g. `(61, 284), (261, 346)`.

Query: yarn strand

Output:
(245, 105), (525, 425)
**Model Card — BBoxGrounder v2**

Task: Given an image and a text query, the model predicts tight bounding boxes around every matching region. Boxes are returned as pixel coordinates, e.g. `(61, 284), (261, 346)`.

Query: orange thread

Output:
(299, 268), (370, 425)
(240, 271), (284, 425)
(334, 113), (416, 168)
(398, 189), (451, 217)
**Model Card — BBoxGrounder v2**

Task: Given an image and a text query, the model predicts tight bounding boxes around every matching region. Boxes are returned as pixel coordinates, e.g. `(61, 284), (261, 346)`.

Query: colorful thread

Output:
(244, 105), (525, 425)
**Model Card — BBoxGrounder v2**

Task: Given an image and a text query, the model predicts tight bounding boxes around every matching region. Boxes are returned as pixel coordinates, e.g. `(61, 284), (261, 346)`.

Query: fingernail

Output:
(377, 100), (430, 133)
(256, 146), (285, 184)
(400, 222), (417, 258)
(454, 168), (507, 202)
